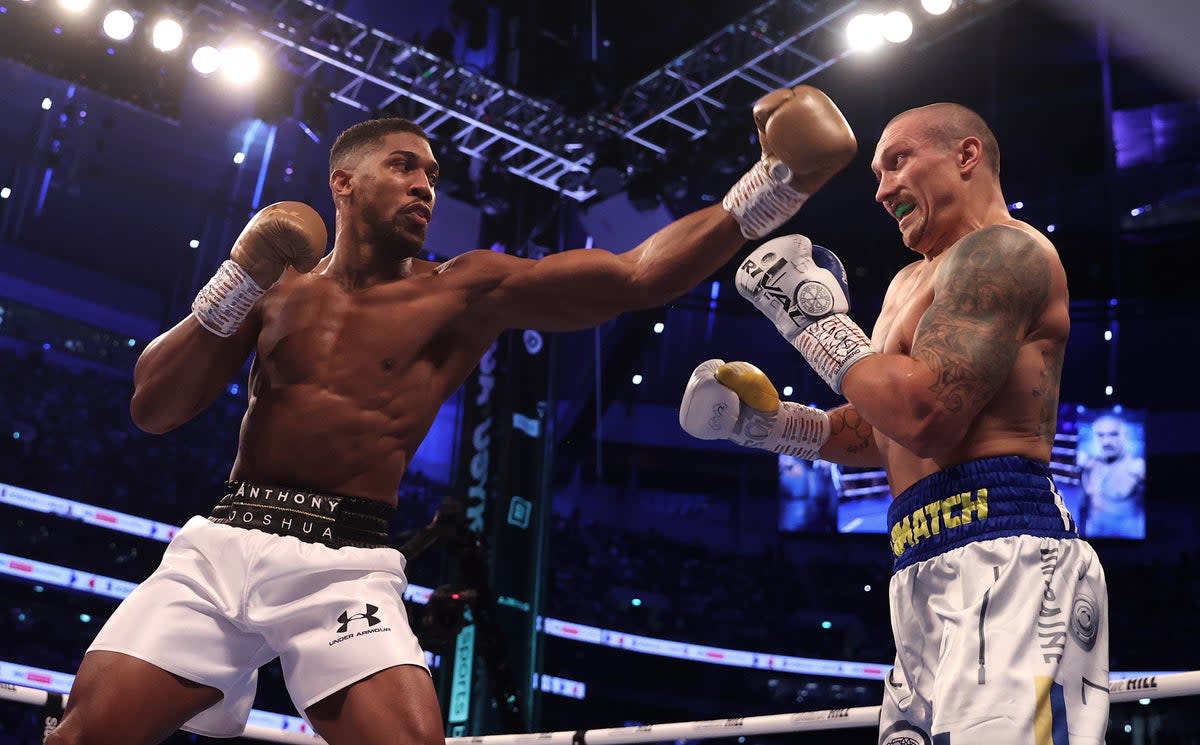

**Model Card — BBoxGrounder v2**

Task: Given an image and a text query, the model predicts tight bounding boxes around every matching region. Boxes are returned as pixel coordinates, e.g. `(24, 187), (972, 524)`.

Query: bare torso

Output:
(230, 253), (500, 504)
(870, 218), (1070, 496)
(1080, 456), (1145, 504)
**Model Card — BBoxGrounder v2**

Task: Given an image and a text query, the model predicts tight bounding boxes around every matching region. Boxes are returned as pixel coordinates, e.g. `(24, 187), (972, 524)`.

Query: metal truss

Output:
(210, 0), (602, 201)
(206, 0), (863, 201)
(594, 0), (862, 155)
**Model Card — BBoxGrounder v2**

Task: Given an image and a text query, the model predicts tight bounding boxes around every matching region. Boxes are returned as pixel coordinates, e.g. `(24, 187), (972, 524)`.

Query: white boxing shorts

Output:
(86, 482), (430, 737)
(880, 456), (1109, 745)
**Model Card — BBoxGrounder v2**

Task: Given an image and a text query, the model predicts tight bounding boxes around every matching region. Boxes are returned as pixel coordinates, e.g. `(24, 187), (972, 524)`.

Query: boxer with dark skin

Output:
(48, 88), (856, 745)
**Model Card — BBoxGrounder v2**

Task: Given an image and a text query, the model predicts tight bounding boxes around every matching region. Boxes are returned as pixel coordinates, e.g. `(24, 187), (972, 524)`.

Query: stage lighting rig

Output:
(0, 0), (190, 121)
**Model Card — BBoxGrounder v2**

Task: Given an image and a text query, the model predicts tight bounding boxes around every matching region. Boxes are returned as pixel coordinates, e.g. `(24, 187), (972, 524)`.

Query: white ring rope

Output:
(2, 483), (1194, 740)
(2, 670), (1198, 744)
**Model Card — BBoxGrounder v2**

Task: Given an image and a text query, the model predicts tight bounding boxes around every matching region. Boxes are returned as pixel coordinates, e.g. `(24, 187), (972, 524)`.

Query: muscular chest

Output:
(256, 277), (468, 390)
(874, 268), (936, 356)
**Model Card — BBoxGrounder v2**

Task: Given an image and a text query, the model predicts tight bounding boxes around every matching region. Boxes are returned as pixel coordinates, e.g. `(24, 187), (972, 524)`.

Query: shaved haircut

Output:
(329, 118), (430, 175)
(889, 103), (1001, 176)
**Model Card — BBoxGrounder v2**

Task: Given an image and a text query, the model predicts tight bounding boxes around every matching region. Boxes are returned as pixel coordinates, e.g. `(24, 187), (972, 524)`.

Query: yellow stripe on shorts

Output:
(1034, 675), (1070, 745)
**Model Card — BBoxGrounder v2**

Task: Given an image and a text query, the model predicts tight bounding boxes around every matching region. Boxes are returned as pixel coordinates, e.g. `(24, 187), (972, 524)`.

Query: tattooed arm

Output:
(840, 225), (1052, 458)
(820, 404), (883, 467)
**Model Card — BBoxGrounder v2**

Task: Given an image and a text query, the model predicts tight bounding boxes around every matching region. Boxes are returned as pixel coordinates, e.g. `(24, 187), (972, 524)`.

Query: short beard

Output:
(365, 207), (425, 258)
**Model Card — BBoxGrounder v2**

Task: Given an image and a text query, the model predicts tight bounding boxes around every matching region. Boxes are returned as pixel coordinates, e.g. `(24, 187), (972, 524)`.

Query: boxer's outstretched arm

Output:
(482, 205), (744, 332)
(480, 85), (855, 331)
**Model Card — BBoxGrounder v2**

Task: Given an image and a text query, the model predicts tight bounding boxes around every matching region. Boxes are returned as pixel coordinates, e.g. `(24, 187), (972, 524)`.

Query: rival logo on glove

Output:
(739, 256), (834, 323)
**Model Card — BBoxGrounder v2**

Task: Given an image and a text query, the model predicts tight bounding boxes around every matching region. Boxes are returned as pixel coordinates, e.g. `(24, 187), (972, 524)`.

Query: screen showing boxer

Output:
(780, 404), (1147, 539)
(1056, 405), (1147, 539)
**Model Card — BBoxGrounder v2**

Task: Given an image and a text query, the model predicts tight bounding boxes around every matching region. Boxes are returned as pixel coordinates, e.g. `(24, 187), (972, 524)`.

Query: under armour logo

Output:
(336, 604), (381, 633)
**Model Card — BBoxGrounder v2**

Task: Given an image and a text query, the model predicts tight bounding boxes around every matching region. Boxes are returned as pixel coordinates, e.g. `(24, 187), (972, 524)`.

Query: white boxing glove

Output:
(679, 359), (830, 460)
(735, 234), (876, 394)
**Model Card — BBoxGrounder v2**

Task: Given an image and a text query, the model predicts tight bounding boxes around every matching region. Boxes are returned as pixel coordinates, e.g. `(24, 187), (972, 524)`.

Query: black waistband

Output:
(208, 481), (394, 549)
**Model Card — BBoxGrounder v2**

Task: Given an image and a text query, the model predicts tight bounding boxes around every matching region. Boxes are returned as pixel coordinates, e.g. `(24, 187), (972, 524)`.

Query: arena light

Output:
(190, 44), (220, 75)
(652, 322), (664, 334)
(101, 9), (134, 41)
(221, 44), (261, 86)
(847, 13), (885, 52)
(921, 0), (953, 14)
(58, 0), (90, 13)
(782, 385), (793, 396)
(881, 11), (913, 43)
(41, 97), (52, 110)
(150, 17), (182, 52)
(0, 187), (10, 199)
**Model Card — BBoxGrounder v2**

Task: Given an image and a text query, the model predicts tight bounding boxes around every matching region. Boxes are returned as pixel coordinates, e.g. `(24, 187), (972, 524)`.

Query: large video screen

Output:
(777, 404), (1146, 539)
(1056, 405), (1147, 539)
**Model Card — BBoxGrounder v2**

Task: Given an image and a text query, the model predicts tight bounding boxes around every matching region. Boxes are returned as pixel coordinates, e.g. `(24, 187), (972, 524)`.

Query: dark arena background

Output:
(1, 0), (1199, 743)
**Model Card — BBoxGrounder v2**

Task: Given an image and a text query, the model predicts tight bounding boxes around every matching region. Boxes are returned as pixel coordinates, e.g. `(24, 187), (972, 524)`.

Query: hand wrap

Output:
(192, 260), (268, 337)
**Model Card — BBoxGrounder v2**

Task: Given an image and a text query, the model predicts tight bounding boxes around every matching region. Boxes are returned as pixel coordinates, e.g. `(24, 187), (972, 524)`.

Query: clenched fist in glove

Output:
(192, 202), (327, 337)
(736, 234), (876, 394)
(679, 359), (830, 460)
(723, 86), (857, 240)
(229, 201), (327, 289)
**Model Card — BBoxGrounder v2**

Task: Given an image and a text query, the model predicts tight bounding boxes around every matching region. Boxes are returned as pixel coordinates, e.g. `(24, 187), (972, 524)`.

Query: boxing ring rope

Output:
(3, 671), (1200, 744)
(3, 482), (1197, 742)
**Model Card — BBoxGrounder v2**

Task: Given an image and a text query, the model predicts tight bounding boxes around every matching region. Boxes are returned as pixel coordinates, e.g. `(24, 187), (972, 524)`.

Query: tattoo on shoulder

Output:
(914, 226), (1051, 413)
(830, 407), (874, 454)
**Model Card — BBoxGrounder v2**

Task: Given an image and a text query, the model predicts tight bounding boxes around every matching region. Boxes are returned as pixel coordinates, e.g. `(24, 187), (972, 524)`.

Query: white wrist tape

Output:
(793, 314), (876, 395)
(722, 158), (809, 240)
(732, 401), (830, 460)
(191, 260), (267, 338)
